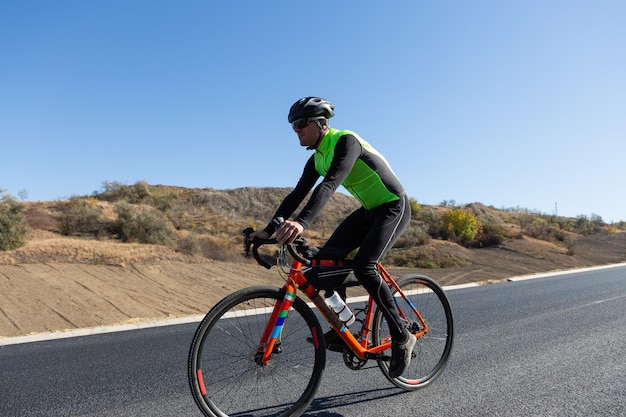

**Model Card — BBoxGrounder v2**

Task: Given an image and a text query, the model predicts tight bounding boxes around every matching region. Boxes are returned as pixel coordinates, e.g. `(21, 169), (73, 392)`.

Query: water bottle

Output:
(325, 291), (355, 327)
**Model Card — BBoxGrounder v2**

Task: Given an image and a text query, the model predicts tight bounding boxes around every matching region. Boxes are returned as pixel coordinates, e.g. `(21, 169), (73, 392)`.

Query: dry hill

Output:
(1, 183), (624, 339)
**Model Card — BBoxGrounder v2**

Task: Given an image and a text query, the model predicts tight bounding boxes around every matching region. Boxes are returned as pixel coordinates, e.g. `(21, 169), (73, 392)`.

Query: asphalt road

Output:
(1, 266), (624, 416)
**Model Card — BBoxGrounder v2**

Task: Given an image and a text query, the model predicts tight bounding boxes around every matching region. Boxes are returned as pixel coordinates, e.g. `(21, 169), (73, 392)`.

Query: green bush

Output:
(420, 208), (444, 238)
(394, 221), (430, 248)
(58, 198), (104, 237)
(442, 208), (481, 246)
(97, 181), (177, 212)
(409, 198), (422, 220)
(113, 202), (177, 246)
(0, 194), (29, 250)
(571, 214), (605, 235)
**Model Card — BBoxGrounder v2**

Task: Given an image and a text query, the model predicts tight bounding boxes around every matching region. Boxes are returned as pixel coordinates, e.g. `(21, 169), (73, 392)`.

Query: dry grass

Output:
(0, 230), (193, 265)
(3, 183), (623, 267)
(4, 185), (361, 265)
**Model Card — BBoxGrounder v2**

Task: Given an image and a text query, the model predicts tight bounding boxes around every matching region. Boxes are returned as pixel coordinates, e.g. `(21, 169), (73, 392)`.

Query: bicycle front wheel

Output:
(373, 274), (454, 390)
(188, 285), (325, 417)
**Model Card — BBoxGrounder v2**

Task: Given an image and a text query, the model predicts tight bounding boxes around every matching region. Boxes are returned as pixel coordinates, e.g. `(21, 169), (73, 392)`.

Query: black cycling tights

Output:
(322, 194), (411, 341)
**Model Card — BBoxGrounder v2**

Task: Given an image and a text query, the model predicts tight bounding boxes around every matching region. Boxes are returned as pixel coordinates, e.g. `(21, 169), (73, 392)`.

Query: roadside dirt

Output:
(1, 232), (624, 339)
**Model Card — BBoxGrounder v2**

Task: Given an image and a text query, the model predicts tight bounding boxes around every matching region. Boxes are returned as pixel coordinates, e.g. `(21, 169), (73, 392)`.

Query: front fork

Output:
(255, 283), (298, 365)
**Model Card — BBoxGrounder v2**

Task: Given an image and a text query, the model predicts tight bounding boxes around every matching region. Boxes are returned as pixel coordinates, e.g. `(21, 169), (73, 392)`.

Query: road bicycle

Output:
(188, 221), (454, 417)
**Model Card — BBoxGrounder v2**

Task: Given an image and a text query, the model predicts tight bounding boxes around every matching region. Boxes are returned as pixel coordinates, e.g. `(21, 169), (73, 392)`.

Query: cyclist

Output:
(248, 97), (415, 378)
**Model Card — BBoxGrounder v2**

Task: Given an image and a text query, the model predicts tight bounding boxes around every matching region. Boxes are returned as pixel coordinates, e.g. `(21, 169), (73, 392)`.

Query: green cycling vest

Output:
(314, 128), (401, 210)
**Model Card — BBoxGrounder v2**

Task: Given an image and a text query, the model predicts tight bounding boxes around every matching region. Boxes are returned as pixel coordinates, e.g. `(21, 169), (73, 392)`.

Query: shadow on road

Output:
(303, 386), (402, 416)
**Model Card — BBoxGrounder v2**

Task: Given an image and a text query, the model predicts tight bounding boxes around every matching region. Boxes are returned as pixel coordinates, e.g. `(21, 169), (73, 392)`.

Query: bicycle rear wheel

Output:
(188, 285), (325, 417)
(373, 274), (454, 390)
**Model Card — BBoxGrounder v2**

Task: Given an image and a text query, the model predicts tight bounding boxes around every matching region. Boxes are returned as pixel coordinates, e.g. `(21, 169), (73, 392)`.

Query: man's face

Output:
(292, 119), (320, 148)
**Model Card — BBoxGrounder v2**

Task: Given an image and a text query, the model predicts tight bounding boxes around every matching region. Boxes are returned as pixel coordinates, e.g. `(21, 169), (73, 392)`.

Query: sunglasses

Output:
(291, 118), (313, 130)
(291, 117), (326, 130)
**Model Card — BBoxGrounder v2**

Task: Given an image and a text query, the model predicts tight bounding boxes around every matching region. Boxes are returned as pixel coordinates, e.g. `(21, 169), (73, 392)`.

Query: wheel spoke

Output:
(188, 286), (325, 417)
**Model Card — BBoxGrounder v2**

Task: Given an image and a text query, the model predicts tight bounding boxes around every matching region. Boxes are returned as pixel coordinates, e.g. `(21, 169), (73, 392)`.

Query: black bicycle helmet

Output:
(288, 97), (335, 123)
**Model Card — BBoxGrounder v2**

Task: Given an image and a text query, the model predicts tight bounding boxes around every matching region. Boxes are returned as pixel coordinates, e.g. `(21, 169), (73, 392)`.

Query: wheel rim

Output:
(189, 288), (325, 417)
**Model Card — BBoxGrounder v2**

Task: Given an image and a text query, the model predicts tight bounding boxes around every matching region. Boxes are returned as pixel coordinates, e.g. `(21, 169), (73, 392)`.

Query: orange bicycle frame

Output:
(256, 256), (427, 363)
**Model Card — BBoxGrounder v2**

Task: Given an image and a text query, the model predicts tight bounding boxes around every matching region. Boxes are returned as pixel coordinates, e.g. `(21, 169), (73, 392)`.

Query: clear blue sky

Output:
(1, 1), (624, 222)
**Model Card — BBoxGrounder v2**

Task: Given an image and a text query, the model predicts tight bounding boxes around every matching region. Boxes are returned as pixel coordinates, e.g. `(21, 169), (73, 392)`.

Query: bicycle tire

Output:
(188, 285), (326, 417)
(373, 274), (454, 390)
